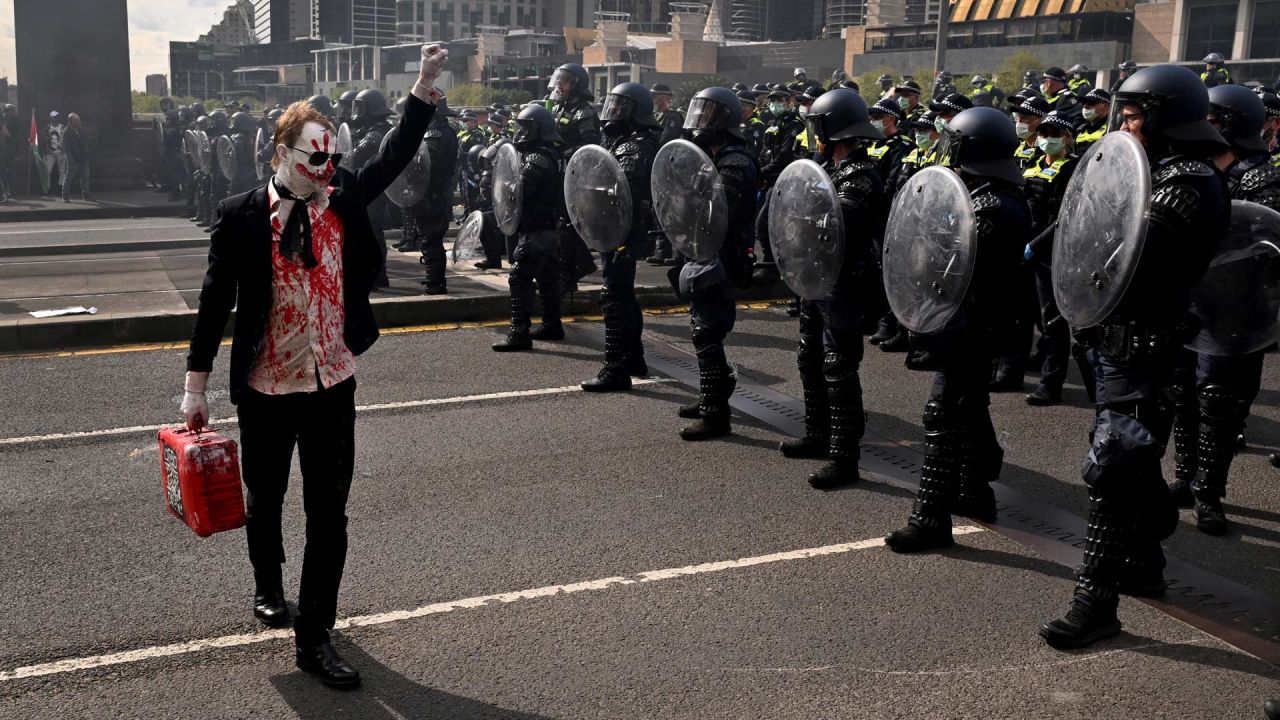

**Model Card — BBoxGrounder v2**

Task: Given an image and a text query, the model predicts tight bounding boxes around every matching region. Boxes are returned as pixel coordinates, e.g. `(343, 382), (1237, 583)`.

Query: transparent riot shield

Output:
(564, 144), (632, 253)
(650, 139), (727, 262)
(492, 142), (523, 237)
(768, 159), (844, 299)
(1187, 199), (1280, 356)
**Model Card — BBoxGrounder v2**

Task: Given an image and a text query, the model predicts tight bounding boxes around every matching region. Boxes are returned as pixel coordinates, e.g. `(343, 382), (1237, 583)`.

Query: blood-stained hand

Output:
(419, 44), (448, 84)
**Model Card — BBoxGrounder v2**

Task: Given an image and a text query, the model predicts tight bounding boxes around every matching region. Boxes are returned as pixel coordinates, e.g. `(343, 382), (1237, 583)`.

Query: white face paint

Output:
(275, 121), (337, 197)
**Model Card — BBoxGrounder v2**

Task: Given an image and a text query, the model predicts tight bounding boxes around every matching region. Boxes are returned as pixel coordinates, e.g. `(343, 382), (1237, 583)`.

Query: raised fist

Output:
(419, 44), (448, 83)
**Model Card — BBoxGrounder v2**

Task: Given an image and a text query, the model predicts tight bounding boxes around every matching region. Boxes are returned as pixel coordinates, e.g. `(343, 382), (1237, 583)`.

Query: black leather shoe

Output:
(780, 435), (829, 459)
(990, 373), (1025, 393)
(1264, 698), (1280, 720)
(1039, 596), (1121, 649)
(582, 367), (631, 393)
(253, 591), (290, 628)
(808, 460), (860, 490)
(422, 283), (447, 295)
(474, 259), (502, 270)
(1168, 477), (1194, 508)
(677, 399), (702, 419)
(1025, 384), (1062, 406)
(885, 521), (954, 553)
(878, 331), (909, 353)
(295, 641), (361, 689)
(492, 333), (532, 352)
(1194, 496), (1228, 536)
(868, 322), (896, 345)
(530, 323), (565, 341)
(680, 411), (731, 441)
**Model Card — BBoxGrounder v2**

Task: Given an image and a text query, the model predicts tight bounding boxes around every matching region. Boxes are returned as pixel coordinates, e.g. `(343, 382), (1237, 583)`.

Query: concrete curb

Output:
(0, 203), (188, 224)
(0, 282), (789, 354)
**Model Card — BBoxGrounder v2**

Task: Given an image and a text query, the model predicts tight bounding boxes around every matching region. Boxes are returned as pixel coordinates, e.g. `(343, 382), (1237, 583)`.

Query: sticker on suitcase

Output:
(163, 445), (184, 520)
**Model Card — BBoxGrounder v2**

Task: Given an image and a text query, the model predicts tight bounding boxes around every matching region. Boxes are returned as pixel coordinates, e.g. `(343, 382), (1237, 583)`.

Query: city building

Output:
(234, 38), (324, 104)
(200, 0), (257, 46)
(252, 0), (312, 42)
(145, 74), (169, 96)
(1134, 0), (1280, 83)
(312, 40), (476, 96)
(169, 41), (242, 99)
(393, 0), (598, 43)
(766, 0), (822, 40)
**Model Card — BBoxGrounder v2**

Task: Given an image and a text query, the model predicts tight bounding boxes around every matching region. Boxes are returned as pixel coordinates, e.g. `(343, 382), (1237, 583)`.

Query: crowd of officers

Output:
(154, 54), (1279, 689)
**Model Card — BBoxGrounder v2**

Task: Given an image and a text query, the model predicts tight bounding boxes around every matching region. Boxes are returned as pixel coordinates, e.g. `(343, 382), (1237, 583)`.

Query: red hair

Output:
(271, 102), (336, 170)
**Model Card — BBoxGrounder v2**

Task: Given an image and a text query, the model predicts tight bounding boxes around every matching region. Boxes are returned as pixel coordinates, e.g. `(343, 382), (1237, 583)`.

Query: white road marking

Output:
(0, 379), (672, 446)
(0, 223), (193, 236)
(0, 526), (985, 681)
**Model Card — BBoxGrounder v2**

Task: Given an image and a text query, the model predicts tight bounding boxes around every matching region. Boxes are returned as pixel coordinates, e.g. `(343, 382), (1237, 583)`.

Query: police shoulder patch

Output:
(525, 150), (555, 172)
(971, 192), (1001, 213)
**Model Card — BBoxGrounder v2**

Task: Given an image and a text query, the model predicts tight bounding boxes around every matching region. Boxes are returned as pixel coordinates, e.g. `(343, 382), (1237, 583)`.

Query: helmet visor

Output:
(932, 127), (965, 168)
(684, 97), (732, 131)
(548, 68), (577, 101)
(600, 93), (635, 123)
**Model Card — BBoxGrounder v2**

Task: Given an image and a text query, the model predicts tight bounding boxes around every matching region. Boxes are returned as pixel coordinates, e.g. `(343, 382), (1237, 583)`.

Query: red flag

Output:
(28, 109), (37, 151)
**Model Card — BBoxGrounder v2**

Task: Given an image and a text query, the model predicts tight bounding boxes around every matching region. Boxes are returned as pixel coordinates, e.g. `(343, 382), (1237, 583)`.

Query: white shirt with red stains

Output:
(246, 179), (353, 395)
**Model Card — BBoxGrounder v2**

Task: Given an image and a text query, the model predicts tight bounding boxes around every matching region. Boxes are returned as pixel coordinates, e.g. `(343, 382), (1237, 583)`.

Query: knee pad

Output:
(922, 400), (949, 433)
(797, 336), (823, 374)
(1082, 408), (1158, 493)
(1198, 383), (1241, 423)
(823, 351), (860, 383)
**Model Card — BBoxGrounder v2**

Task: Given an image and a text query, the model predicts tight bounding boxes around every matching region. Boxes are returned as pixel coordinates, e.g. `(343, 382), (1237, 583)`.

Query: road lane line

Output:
(0, 379), (673, 446)
(0, 224), (193, 236)
(0, 526), (985, 682)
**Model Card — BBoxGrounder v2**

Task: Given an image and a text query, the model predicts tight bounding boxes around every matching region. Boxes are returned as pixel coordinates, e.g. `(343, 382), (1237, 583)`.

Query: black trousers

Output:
(237, 376), (357, 644)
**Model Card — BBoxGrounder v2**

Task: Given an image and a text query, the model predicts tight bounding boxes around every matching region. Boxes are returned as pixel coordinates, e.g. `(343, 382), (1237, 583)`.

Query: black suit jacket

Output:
(186, 93), (436, 404)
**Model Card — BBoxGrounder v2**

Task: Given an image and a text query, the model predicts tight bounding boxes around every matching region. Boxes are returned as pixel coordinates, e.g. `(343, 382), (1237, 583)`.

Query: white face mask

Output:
(1036, 136), (1066, 156)
(934, 116), (948, 134)
(1082, 107), (1097, 122)
(276, 121), (338, 197)
(1015, 121), (1033, 140)
(871, 119), (886, 132)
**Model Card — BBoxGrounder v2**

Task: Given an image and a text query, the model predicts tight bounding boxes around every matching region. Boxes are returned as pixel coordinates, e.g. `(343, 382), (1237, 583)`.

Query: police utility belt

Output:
(1074, 318), (1199, 361)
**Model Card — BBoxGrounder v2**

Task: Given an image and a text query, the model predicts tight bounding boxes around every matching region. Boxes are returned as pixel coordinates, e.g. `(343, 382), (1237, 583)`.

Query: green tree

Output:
(996, 50), (1044, 93)
(855, 66), (896, 106)
(673, 75), (733, 111)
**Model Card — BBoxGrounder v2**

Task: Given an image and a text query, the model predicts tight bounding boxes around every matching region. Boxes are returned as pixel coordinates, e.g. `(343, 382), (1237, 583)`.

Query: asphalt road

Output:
(0, 306), (1277, 719)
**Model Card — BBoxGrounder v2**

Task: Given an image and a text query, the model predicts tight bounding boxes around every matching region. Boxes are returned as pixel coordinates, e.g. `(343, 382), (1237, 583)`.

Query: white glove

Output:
(412, 45), (448, 103)
(181, 371), (210, 432)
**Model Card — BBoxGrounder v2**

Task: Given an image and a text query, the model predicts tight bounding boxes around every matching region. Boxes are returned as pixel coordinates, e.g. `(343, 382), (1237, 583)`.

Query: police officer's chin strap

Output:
(603, 119), (631, 138)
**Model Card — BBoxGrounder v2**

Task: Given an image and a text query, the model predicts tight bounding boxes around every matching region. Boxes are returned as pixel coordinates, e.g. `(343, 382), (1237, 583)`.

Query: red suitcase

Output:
(157, 427), (246, 537)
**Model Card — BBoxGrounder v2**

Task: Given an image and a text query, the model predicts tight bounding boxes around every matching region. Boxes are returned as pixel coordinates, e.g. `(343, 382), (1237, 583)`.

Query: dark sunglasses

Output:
(289, 146), (342, 167)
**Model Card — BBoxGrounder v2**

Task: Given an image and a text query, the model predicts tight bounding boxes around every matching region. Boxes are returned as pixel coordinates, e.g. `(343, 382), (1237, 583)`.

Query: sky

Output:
(0, 0), (235, 92)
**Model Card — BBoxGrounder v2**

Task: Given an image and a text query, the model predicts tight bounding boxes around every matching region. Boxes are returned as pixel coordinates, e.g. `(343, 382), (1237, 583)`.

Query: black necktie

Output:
(274, 180), (318, 269)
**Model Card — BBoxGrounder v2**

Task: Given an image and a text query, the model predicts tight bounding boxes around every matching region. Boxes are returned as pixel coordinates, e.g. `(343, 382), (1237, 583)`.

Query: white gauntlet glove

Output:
(412, 44), (449, 103)
(181, 371), (210, 432)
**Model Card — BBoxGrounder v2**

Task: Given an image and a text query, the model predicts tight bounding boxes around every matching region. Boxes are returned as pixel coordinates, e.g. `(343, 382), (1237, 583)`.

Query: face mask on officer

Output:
(1036, 134), (1067, 156)
(915, 130), (935, 151)
(768, 101), (785, 116)
(1082, 106), (1098, 122)
(897, 95), (913, 110)
(1015, 121), (1033, 140)
(934, 116), (948, 133)
(870, 118), (886, 133)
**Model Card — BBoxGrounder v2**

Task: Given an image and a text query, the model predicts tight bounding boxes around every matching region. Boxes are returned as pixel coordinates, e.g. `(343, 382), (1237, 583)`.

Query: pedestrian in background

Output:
(61, 113), (91, 202)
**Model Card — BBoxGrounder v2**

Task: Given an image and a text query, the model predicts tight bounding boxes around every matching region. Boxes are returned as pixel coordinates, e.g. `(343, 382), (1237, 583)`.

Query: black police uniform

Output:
(414, 112), (460, 294)
(788, 151), (883, 486)
(351, 114), (394, 287)
(553, 95), (603, 286)
(501, 141), (565, 344)
(590, 125), (658, 385)
(677, 140), (759, 439)
(656, 108), (684, 146)
(1021, 149), (1077, 399)
(755, 110), (806, 266)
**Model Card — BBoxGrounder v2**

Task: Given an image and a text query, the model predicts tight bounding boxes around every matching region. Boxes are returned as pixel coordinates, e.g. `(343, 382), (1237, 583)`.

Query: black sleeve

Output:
(186, 201), (240, 372)
(354, 93), (436, 206)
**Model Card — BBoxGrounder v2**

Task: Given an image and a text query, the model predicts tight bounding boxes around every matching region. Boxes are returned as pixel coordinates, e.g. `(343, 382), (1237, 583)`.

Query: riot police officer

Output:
(492, 105), (566, 352)
(549, 63), (603, 289)
(580, 83), (660, 392)
(673, 87), (760, 441)
(877, 74), (894, 96)
(1166, 84), (1276, 536)
(306, 94), (336, 122)
(1076, 88), (1110, 155)
(474, 139), (510, 270)
(409, 98), (459, 295)
(350, 88), (395, 288)
(932, 70), (957, 100)
(651, 83), (684, 146)
(787, 68), (808, 94)
(457, 109), (487, 226)
(1111, 60), (1138, 94)
(1202, 52), (1232, 88)
(895, 80), (925, 121)
(1021, 110), (1078, 406)
(778, 88), (885, 489)
(865, 98), (915, 351)
(1067, 64), (1093, 94)
(228, 111), (259, 195)
(884, 107), (1033, 551)
(336, 89), (358, 125)
(969, 75), (1004, 106)
(752, 86), (807, 283)
(1040, 64), (1230, 649)
(162, 108), (185, 200)
(205, 109), (232, 227)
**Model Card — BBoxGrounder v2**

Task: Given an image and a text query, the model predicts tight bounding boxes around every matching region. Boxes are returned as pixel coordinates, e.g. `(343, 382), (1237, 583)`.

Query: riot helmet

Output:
(878, 74), (894, 91)
(1118, 60), (1137, 73)
(352, 89), (390, 124)
(306, 95), (334, 117)
(731, 82), (749, 94)
(805, 88), (882, 147)
(467, 143), (485, 173)
(1067, 63), (1089, 78)
(178, 106), (193, 125)
(683, 86), (744, 150)
(793, 67), (807, 82)
(196, 115), (210, 131)
(933, 106), (1024, 186)
(231, 111), (257, 135)
(1203, 52), (1225, 68)
(165, 109), (179, 126)
(601, 81), (660, 131)
(971, 75), (988, 88)
(1208, 83), (1268, 154)
(191, 102), (207, 118)
(209, 109), (230, 133)
(513, 103), (561, 148)
(266, 107), (283, 126)
(1112, 64), (1228, 154)
(337, 89), (358, 120)
(549, 63), (592, 102)
(1022, 70), (1041, 87)
(159, 97), (175, 112)
(937, 70), (953, 82)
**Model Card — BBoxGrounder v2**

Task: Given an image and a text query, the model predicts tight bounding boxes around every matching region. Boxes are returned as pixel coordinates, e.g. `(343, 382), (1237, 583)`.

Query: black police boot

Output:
(253, 586), (289, 628)
(869, 314), (897, 345)
(582, 304), (631, 393)
(809, 356), (863, 490)
(626, 352), (648, 378)
(780, 346), (829, 459)
(681, 358), (732, 441)
(1119, 541), (1167, 598)
(953, 481), (997, 523)
(1192, 412), (1236, 536)
(1170, 415), (1198, 508)
(1039, 585), (1122, 649)
(1265, 698), (1280, 720)
(530, 322), (565, 341)
(1025, 383), (1062, 406)
(886, 423), (961, 553)
(295, 636), (361, 689)
(394, 216), (417, 251)
(878, 330), (909, 353)
(989, 370), (1025, 393)
(533, 271), (564, 339)
(494, 280), (534, 352)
